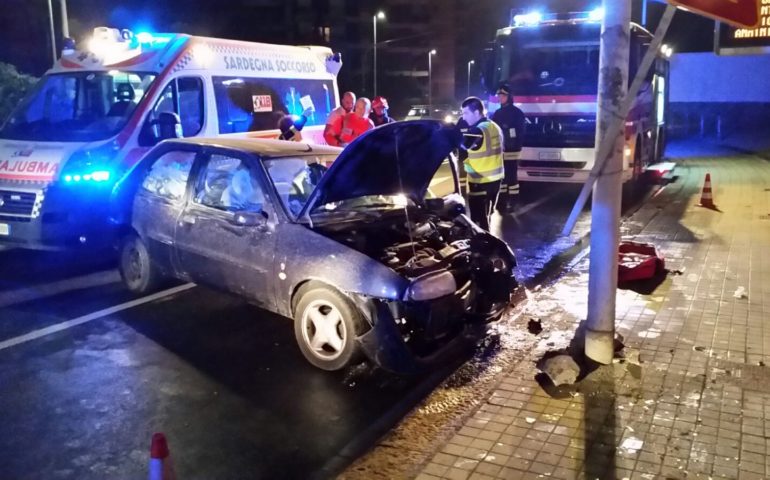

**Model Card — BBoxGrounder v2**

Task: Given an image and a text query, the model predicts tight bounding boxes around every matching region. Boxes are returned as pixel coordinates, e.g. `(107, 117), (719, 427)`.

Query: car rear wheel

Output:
(119, 234), (161, 295)
(293, 286), (364, 371)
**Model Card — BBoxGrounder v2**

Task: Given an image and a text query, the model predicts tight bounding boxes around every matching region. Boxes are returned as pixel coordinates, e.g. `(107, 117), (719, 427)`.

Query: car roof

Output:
(163, 137), (342, 157)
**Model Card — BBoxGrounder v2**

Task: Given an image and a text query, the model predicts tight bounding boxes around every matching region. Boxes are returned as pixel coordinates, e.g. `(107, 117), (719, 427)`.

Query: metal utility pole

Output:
(373, 11), (385, 97)
(584, 0), (631, 364)
(46, 0), (57, 65)
(428, 50), (432, 109)
(467, 59), (475, 98)
(60, 0), (70, 38)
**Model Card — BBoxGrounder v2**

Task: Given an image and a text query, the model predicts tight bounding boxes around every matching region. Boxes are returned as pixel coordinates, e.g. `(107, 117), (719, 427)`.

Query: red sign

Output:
(668, 0), (761, 28)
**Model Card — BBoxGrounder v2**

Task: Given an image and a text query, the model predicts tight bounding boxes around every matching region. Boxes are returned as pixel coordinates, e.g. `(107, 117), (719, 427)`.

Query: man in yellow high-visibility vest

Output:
(460, 97), (504, 231)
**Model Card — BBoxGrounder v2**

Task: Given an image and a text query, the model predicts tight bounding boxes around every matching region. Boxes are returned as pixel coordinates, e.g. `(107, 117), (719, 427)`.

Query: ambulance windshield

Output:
(0, 71), (156, 142)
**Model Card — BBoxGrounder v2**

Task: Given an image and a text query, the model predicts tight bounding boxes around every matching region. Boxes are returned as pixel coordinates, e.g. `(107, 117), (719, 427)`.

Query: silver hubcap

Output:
(301, 299), (346, 361)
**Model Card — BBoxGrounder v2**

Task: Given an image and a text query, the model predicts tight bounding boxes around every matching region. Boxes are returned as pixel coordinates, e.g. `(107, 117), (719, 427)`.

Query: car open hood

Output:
(302, 120), (461, 215)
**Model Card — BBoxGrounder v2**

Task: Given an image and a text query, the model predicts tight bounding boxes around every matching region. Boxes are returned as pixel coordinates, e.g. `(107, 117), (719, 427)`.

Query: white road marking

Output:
(0, 283), (196, 352)
(0, 270), (122, 309)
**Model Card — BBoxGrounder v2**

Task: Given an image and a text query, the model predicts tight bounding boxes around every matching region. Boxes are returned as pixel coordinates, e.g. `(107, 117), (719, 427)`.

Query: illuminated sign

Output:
(716, 0), (770, 54)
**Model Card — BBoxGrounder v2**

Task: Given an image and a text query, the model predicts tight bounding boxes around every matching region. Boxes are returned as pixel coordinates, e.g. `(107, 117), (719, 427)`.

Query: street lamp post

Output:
(46, 0), (57, 65)
(373, 11), (385, 97)
(467, 59), (475, 98)
(60, 0), (70, 38)
(428, 49), (436, 111)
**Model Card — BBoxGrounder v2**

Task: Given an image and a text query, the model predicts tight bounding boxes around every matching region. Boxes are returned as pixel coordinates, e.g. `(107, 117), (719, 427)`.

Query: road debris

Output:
(540, 354), (580, 386)
(733, 286), (747, 299)
(527, 318), (543, 335)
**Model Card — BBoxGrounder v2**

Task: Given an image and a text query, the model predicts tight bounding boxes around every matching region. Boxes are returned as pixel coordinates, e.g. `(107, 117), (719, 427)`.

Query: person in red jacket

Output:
(337, 97), (374, 146)
(323, 91), (356, 146)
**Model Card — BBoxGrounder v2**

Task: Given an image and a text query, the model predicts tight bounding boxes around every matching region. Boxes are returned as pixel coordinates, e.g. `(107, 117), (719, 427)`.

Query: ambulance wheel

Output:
(119, 233), (161, 295)
(293, 285), (364, 371)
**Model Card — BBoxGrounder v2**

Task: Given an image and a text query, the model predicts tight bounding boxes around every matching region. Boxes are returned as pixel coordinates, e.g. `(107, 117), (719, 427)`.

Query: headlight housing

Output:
(406, 271), (457, 301)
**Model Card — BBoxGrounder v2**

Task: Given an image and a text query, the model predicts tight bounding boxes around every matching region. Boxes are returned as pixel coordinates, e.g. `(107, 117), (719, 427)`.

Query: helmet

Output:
(372, 96), (389, 110)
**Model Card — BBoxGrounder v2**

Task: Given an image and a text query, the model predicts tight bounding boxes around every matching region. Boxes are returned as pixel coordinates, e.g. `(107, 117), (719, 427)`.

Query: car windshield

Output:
(0, 71), (156, 142)
(263, 154), (338, 219)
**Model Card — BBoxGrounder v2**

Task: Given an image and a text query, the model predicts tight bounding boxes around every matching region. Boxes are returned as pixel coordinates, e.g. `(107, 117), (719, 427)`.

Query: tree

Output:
(0, 62), (37, 124)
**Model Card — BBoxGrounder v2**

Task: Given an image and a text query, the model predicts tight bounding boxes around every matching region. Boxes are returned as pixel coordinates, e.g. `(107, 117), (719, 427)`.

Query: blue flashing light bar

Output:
(509, 9), (605, 27)
(64, 170), (111, 184)
(134, 31), (173, 45)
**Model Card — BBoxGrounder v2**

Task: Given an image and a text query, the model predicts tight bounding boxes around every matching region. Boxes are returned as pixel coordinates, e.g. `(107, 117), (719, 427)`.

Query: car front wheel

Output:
(293, 285), (364, 371)
(119, 234), (161, 295)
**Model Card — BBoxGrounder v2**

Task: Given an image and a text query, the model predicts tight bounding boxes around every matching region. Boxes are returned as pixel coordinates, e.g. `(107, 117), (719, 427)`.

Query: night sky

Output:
(0, 0), (716, 79)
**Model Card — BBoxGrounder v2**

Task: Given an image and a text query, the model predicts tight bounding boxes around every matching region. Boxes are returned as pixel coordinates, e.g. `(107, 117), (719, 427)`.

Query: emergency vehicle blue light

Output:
(589, 8), (604, 21)
(513, 12), (542, 26)
(136, 32), (153, 43)
(63, 170), (111, 183)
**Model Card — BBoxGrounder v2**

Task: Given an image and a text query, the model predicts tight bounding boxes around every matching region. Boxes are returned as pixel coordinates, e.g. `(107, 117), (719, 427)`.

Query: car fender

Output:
(273, 223), (409, 318)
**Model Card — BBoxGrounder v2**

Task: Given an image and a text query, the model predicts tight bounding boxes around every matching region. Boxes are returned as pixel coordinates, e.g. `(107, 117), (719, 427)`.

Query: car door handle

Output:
(180, 214), (196, 225)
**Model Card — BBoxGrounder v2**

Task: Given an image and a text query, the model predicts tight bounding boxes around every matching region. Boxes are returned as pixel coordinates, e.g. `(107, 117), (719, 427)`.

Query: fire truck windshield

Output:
(1, 71), (156, 142)
(495, 24), (600, 96)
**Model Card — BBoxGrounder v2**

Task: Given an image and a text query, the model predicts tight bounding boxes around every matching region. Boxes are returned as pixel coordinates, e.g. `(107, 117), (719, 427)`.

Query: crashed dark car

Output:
(110, 120), (517, 373)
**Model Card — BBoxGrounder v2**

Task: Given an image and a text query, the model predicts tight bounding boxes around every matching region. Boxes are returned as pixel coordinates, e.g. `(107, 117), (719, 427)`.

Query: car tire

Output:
(119, 234), (162, 295)
(293, 285), (364, 371)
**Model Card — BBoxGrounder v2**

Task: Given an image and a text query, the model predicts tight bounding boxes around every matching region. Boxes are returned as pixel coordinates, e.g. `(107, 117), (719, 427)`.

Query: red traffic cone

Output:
(698, 173), (715, 209)
(148, 433), (176, 480)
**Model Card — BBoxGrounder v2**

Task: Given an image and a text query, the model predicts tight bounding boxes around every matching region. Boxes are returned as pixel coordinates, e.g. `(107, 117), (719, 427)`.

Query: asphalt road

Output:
(0, 178), (653, 479)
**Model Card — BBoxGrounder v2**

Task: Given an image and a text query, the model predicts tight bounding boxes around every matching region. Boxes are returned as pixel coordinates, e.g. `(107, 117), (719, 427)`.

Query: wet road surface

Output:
(0, 178), (653, 479)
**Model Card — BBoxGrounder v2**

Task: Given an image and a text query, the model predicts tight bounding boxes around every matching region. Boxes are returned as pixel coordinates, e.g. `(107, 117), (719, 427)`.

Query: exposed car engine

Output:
(314, 210), (475, 279)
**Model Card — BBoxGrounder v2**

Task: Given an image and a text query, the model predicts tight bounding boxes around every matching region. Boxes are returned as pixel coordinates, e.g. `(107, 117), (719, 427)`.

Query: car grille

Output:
(525, 115), (596, 148)
(0, 190), (37, 217)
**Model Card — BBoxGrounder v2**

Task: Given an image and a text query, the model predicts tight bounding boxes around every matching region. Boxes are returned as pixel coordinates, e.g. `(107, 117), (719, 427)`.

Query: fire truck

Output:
(0, 27), (341, 250)
(484, 10), (669, 183)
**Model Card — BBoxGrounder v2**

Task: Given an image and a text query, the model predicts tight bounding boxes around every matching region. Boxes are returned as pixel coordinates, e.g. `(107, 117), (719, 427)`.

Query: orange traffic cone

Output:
(698, 173), (715, 209)
(148, 433), (176, 480)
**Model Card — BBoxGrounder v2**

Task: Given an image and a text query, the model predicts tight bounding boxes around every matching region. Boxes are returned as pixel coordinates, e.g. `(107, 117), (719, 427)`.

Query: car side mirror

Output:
(231, 210), (267, 227)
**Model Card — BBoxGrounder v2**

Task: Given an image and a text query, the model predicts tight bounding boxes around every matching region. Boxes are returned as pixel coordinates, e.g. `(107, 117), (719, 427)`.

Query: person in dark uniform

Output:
(370, 96), (395, 127)
(491, 83), (525, 213)
(459, 96), (504, 231)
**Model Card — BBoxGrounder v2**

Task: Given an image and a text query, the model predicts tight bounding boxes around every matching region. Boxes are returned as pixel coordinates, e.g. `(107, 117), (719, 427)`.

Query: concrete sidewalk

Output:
(344, 150), (770, 479)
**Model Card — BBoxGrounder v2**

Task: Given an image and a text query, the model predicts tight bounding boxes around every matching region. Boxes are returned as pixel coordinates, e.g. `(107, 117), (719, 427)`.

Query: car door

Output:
(133, 147), (198, 274)
(173, 149), (277, 308)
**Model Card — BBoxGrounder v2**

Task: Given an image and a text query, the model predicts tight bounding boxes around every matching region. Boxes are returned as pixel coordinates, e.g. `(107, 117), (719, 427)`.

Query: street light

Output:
(428, 49), (436, 111)
(373, 11), (385, 96)
(467, 59), (475, 98)
(46, 0), (70, 65)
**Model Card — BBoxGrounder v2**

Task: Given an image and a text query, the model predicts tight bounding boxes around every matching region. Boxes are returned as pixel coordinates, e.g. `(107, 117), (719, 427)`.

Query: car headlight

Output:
(406, 271), (457, 301)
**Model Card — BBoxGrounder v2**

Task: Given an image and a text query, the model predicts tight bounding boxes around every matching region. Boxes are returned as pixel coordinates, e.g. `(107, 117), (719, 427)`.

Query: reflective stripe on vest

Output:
(465, 120), (504, 184)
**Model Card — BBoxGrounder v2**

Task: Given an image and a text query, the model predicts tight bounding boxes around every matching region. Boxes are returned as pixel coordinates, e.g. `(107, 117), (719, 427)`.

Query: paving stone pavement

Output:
(413, 153), (770, 480)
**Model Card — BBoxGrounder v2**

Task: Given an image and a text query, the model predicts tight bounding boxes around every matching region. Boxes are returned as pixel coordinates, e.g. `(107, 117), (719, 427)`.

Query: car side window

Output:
(140, 150), (196, 201)
(194, 154), (265, 213)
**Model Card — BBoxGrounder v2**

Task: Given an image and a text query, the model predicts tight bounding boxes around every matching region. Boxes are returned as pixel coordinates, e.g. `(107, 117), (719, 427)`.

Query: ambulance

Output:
(0, 27), (342, 249)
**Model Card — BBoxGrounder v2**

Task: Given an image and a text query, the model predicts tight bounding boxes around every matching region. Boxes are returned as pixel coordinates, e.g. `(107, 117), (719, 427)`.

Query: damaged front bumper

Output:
(349, 277), (515, 374)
